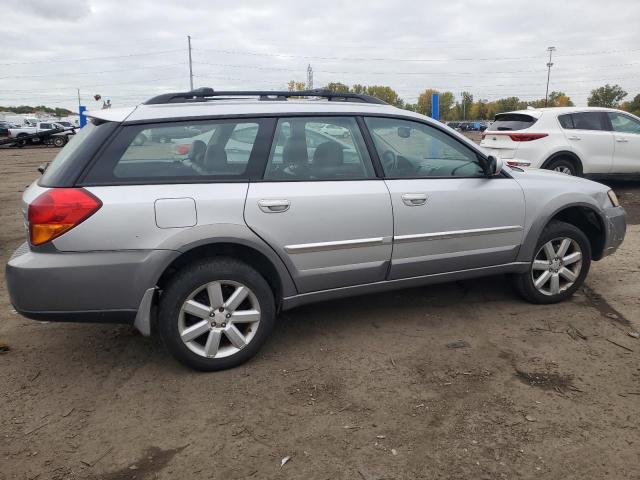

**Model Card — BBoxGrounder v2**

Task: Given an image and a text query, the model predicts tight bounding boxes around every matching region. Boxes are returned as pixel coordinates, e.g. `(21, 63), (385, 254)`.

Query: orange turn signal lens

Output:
(28, 188), (102, 246)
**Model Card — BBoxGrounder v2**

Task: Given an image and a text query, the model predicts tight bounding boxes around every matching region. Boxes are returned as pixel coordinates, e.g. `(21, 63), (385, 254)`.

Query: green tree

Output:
(324, 82), (350, 93)
(548, 91), (574, 107)
(287, 80), (306, 91)
(439, 92), (455, 120)
(460, 91), (473, 120)
(621, 94), (640, 116)
(416, 89), (438, 116)
(494, 97), (524, 114)
(587, 84), (627, 108)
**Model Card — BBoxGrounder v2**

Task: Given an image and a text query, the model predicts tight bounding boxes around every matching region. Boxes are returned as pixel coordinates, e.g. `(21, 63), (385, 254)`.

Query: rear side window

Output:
(488, 113), (537, 131)
(263, 116), (375, 181)
(562, 112), (607, 131)
(558, 114), (574, 129)
(40, 120), (118, 187)
(83, 118), (271, 184)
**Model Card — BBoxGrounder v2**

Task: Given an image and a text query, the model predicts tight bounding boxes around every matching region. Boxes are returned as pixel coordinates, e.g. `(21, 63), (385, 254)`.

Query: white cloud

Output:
(0, 0), (639, 110)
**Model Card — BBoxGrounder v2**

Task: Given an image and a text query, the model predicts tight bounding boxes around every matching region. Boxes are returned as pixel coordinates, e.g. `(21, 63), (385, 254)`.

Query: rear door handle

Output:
(616, 137), (629, 143)
(567, 135), (581, 141)
(258, 199), (290, 213)
(401, 193), (428, 206)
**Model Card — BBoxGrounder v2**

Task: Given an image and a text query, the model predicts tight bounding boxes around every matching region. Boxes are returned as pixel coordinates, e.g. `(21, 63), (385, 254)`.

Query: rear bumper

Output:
(5, 243), (178, 323)
(600, 206), (626, 259)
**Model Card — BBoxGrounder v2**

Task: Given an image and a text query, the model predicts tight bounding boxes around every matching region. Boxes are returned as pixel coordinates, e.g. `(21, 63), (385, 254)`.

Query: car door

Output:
(607, 111), (640, 174)
(363, 116), (525, 280)
(244, 116), (393, 293)
(560, 112), (614, 174)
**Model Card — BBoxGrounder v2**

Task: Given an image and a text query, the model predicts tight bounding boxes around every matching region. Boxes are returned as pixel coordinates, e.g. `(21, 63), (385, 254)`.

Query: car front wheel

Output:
(513, 220), (591, 304)
(158, 258), (276, 371)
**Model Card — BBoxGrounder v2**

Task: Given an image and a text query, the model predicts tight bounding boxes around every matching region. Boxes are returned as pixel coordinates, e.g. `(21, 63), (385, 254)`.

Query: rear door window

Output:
(83, 118), (271, 184)
(263, 116), (375, 181)
(570, 112), (607, 131)
(488, 113), (537, 131)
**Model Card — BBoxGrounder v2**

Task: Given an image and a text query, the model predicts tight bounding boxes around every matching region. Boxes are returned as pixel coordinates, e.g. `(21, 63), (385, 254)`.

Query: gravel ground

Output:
(1, 147), (639, 480)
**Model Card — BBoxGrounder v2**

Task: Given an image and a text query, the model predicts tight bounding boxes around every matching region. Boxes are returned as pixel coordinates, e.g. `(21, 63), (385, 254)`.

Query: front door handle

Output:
(258, 199), (290, 213)
(616, 137), (629, 143)
(567, 135), (581, 141)
(401, 193), (428, 206)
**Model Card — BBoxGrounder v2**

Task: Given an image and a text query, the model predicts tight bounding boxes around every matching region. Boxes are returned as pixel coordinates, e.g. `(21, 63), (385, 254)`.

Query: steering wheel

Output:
(381, 150), (397, 171)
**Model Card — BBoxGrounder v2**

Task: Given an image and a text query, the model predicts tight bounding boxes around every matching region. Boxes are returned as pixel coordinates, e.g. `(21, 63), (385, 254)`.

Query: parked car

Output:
(0, 121), (16, 137)
(8, 121), (73, 147)
(6, 88), (626, 371)
(481, 107), (640, 177)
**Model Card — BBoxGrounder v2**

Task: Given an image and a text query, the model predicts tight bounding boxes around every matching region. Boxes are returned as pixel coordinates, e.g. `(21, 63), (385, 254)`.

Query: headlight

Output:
(607, 190), (620, 207)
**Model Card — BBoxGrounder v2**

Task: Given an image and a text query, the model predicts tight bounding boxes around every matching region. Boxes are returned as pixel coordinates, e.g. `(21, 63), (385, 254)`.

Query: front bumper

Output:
(600, 206), (626, 259)
(5, 243), (178, 323)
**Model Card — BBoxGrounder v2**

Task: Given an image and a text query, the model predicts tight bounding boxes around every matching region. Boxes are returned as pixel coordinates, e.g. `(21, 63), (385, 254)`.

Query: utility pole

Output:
(307, 64), (313, 90)
(545, 46), (556, 107)
(461, 92), (466, 120)
(188, 35), (194, 91)
(77, 88), (81, 109)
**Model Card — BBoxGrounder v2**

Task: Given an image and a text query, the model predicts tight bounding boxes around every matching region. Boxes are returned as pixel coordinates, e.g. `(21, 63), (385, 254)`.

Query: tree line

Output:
(288, 80), (640, 121)
(0, 105), (74, 117)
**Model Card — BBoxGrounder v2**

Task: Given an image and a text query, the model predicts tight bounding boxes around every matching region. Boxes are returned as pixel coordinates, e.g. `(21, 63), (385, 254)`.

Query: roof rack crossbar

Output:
(143, 88), (388, 105)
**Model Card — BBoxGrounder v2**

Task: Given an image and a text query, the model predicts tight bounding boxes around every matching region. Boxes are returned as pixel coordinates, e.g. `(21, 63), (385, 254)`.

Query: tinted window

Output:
(84, 119), (269, 184)
(365, 117), (484, 178)
(263, 117), (375, 181)
(489, 113), (537, 131)
(558, 114), (574, 129)
(571, 112), (607, 131)
(608, 112), (640, 134)
(40, 123), (52, 129)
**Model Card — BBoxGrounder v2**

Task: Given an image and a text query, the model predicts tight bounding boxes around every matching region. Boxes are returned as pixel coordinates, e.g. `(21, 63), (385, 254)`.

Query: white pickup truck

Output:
(8, 121), (75, 147)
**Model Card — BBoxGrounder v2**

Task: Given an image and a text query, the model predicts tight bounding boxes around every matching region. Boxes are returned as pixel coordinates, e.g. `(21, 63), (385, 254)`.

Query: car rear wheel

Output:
(158, 258), (275, 371)
(52, 136), (66, 147)
(513, 220), (591, 304)
(546, 157), (579, 176)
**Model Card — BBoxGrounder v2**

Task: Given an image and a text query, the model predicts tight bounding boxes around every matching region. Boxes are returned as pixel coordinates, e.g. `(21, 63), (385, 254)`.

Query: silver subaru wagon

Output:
(5, 88), (627, 370)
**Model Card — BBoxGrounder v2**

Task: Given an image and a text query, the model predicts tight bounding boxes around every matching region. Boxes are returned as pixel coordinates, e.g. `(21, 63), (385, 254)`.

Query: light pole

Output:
(545, 46), (556, 107)
(188, 35), (194, 91)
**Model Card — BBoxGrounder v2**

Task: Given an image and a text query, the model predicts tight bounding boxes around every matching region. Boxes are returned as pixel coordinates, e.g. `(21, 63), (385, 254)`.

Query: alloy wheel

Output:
(553, 165), (573, 175)
(531, 237), (583, 296)
(178, 280), (261, 359)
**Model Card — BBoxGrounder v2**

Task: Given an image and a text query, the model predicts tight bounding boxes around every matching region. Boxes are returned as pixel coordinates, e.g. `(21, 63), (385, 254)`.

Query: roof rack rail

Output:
(143, 88), (388, 105)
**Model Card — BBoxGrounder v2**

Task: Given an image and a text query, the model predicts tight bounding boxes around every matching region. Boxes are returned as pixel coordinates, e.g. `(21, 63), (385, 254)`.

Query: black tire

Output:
(52, 136), (66, 148)
(158, 258), (276, 371)
(513, 220), (591, 304)
(545, 157), (580, 176)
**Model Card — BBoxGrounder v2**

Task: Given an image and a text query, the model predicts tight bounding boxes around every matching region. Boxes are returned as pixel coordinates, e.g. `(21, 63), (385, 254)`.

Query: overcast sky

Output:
(1, 0), (639, 112)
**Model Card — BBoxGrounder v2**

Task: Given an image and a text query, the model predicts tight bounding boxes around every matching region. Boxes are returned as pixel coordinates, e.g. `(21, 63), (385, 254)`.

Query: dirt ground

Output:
(1, 146), (639, 480)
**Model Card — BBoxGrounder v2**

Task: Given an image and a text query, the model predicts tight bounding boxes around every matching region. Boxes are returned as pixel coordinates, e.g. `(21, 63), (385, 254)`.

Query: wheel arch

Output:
(153, 224), (298, 303)
(541, 150), (584, 176)
(519, 203), (606, 263)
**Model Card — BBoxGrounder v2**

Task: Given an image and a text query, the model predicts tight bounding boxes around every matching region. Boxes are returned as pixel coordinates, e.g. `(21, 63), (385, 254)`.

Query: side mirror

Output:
(485, 155), (503, 176)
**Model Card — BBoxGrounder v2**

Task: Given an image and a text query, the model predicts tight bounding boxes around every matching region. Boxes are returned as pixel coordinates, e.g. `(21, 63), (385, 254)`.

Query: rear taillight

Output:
(483, 132), (548, 142)
(507, 133), (548, 141)
(28, 188), (102, 245)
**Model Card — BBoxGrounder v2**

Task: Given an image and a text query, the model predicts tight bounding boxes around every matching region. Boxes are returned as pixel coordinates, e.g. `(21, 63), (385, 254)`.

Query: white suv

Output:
(480, 107), (640, 177)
